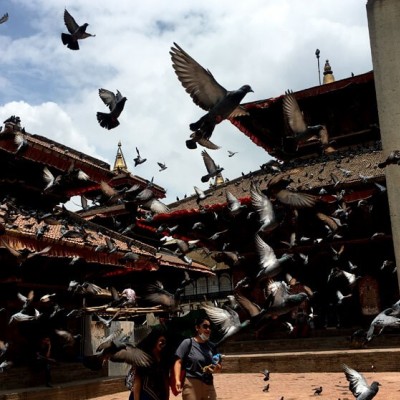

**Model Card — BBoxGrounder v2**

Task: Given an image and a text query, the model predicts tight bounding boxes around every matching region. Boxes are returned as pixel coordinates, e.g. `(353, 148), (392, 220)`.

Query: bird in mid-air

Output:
(96, 89), (127, 130)
(282, 89), (324, 151)
(157, 162), (167, 172)
(170, 42), (253, 149)
(61, 9), (95, 50)
(342, 363), (380, 399)
(0, 13), (9, 24)
(201, 150), (223, 183)
(134, 147), (147, 167)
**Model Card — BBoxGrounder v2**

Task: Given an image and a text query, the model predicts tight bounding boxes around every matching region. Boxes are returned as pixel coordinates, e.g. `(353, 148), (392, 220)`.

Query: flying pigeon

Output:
(378, 150), (400, 168)
(194, 186), (211, 204)
(96, 89), (127, 130)
(261, 369), (270, 381)
(170, 42), (253, 149)
(61, 9), (95, 50)
(43, 166), (62, 192)
(0, 13), (9, 24)
(226, 191), (246, 216)
(228, 150), (237, 157)
(342, 363), (380, 399)
(265, 174), (317, 208)
(201, 303), (250, 345)
(282, 90), (324, 149)
(143, 281), (181, 311)
(157, 162), (167, 172)
(250, 181), (279, 233)
(255, 234), (294, 281)
(366, 300), (400, 341)
(263, 280), (308, 318)
(1, 240), (52, 266)
(201, 150), (223, 183)
(134, 147), (147, 167)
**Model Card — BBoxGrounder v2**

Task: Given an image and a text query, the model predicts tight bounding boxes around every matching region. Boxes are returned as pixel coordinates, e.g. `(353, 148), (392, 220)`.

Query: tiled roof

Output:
(229, 71), (376, 157)
(0, 202), (159, 271)
(158, 144), (385, 217)
(156, 252), (214, 275)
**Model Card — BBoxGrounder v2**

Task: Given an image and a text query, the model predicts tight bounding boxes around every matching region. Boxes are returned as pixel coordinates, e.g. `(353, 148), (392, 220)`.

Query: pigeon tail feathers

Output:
(96, 112), (120, 130)
(61, 33), (79, 50)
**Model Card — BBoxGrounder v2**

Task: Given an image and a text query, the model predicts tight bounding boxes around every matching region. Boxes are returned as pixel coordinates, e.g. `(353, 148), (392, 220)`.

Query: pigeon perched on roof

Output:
(201, 150), (223, 183)
(61, 9), (95, 50)
(96, 89), (127, 130)
(282, 90), (324, 150)
(342, 363), (380, 399)
(170, 42), (253, 149)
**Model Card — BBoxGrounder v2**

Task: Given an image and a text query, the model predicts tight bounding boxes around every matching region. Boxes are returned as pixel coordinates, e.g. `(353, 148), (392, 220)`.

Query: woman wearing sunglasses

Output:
(172, 317), (222, 400)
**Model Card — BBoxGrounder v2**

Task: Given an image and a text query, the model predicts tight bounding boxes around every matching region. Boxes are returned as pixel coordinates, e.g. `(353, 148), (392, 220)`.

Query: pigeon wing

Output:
(234, 292), (261, 317)
(63, 9), (79, 34)
(0, 13), (9, 24)
(250, 183), (275, 223)
(201, 304), (237, 335)
(170, 42), (227, 111)
(255, 234), (277, 269)
(110, 345), (153, 367)
(276, 190), (317, 208)
(98, 89), (117, 111)
(283, 90), (307, 135)
(342, 364), (369, 397)
(202, 150), (217, 174)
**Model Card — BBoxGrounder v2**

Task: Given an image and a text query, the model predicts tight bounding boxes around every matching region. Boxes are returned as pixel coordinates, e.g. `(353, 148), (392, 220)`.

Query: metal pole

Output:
(315, 49), (321, 86)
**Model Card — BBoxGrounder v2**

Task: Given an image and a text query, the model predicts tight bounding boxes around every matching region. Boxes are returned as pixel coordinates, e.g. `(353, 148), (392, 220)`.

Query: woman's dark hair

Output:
(195, 317), (210, 327)
(138, 327), (167, 355)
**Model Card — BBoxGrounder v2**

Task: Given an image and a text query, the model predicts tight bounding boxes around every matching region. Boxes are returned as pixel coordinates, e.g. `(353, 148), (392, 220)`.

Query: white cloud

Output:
(0, 0), (373, 203)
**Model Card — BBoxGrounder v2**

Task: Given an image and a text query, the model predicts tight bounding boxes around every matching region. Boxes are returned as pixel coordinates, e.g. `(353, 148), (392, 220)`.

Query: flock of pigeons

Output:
(260, 364), (380, 399)
(1, 8), (399, 400)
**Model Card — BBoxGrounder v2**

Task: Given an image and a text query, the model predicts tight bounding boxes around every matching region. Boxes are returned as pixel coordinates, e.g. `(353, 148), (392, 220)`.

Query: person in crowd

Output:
(172, 317), (222, 400)
(128, 329), (169, 400)
(35, 336), (56, 387)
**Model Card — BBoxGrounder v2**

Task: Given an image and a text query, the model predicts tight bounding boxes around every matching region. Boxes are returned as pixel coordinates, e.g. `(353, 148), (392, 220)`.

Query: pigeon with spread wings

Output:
(61, 9), (95, 50)
(170, 42), (253, 149)
(282, 90), (324, 151)
(201, 150), (223, 183)
(96, 89), (127, 130)
(342, 363), (380, 399)
(201, 303), (250, 345)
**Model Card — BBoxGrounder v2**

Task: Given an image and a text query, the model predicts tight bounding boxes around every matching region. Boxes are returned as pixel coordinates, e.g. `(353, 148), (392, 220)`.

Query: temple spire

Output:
(112, 141), (128, 172)
(323, 59), (335, 84)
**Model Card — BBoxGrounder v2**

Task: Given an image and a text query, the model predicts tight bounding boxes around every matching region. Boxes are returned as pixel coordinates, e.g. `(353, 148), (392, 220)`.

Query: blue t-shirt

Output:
(175, 338), (217, 384)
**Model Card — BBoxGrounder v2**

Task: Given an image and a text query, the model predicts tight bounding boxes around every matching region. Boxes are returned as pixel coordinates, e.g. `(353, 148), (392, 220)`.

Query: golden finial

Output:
(112, 141), (128, 172)
(323, 59), (335, 84)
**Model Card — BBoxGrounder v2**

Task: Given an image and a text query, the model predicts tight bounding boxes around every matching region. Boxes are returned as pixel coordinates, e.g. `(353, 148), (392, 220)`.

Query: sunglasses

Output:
(201, 324), (211, 329)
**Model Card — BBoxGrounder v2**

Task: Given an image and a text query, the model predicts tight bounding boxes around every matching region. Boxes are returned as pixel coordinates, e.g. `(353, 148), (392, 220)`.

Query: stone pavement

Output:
(89, 372), (399, 400)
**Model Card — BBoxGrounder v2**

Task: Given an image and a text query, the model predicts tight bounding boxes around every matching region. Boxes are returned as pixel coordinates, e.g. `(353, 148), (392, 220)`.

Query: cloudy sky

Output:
(0, 0), (373, 207)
